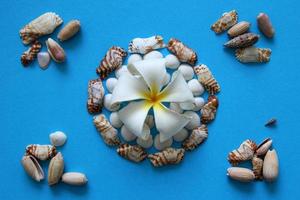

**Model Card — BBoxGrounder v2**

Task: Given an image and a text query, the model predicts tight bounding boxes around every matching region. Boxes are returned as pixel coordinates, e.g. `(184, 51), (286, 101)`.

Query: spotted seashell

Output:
(167, 38), (197, 65)
(182, 124), (208, 151)
(224, 33), (259, 48)
(21, 155), (44, 182)
(26, 144), (57, 161)
(252, 155), (263, 180)
(194, 64), (220, 95)
(200, 95), (219, 124)
(227, 21), (250, 38)
(228, 139), (257, 165)
(235, 47), (271, 63)
(21, 40), (42, 66)
(87, 78), (104, 114)
(211, 10), (238, 34)
(257, 13), (275, 38)
(20, 12), (63, 45)
(93, 114), (121, 146)
(96, 46), (127, 80)
(57, 20), (80, 41)
(128, 35), (165, 54)
(117, 144), (147, 163)
(148, 148), (185, 167)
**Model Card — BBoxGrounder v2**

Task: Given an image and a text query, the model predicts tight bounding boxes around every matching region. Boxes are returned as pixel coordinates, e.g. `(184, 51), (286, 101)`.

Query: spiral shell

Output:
(167, 38), (197, 65)
(228, 139), (257, 165)
(235, 47), (271, 63)
(200, 95), (219, 124)
(252, 155), (263, 180)
(87, 78), (104, 114)
(194, 64), (220, 95)
(211, 10), (238, 34)
(182, 125), (208, 151)
(21, 40), (42, 66)
(224, 33), (259, 48)
(117, 144), (147, 163)
(148, 148), (185, 167)
(128, 35), (165, 54)
(26, 144), (57, 161)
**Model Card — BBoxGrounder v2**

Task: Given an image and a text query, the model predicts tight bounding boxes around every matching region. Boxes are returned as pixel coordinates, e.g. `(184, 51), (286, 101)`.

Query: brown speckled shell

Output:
(211, 10), (238, 34)
(252, 155), (263, 180)
(148, 148), (185, 167)
(21, 40), (42, 66)
(200, 96), (218, 124)
(167, 38), (197, 65)
(228, 139), (257, 165)
(235, 47), (271, 63)
(87, 79), (104, 114)
(117, 144), (147, 162)
(224, 33), (259, 48)
(26, 144), (57, 161)
(194, 64), (220, 95)
(182, 124), (208, 151)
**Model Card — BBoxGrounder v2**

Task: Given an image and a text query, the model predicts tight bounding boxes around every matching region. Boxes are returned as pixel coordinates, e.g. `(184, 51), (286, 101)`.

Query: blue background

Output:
(1, 0), (300, 199)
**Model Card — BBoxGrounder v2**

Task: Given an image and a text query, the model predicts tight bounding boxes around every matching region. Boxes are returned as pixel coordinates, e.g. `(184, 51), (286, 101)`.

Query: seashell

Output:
(224, 33), (259, 48)
(211, 10), (238, 34)
(46, 38), (66, 63)
(188, 79), (204, 96)
(200, 95), (219, 124)
(127, 54), (142, 65)
(170, 102), (183, 114)
(173, 128), (189, 142)
(227, 167), (255, 182)
(192, 97), (205, 111)
(21, 155), (44, 182)
(104, 94), (120, 112)
(194, 64), (220, 95)
(167, 38), (197, 65)
(109, 112), (123, 128)
(96, 46), (127, 79)
(256, 138), (272, 156)
(48, 152), (64, 185)
(49, 131), (67, 147)
(252, 155), (263, 180)
(93, 114), (121, 146)
(263, 149), (279, 182)
(62, 172), (88, 186)
(57, 20), (80, 41)
(26, 144), (57, 161)
(137, 134), (153, 149)
(154, 134), (173, 150)
(21, 40), (42, 66)
(228, 139), (257, 165)
(182, 124), (208, 151)
(37, 52), (50, 69)
(265, 118), (277, 127)
(148, 148), (185, 167)
(106, 77), (118, 93)
(145, 115), (154, 129)
(162, 73), (171, 86)
(227, 21), (250, 38)
(257, 13), (275, 38)
(178, 64), (194, 81)
(143, 50), (163, 60)
(115, 65), (129, 78)
(87, 78), (104, 114)
(184, 111), (201, 130)
(20, 12), (63, 45)
(235, 47), (271, 63)
(128, 35), (165, 54)
(121, 125), (137, 142)
(117, 144), (147, 163)
(165, 54), (180, 69)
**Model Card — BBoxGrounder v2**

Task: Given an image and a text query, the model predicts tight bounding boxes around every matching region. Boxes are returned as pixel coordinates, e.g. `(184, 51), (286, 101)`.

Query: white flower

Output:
(111, 59), (194, 142)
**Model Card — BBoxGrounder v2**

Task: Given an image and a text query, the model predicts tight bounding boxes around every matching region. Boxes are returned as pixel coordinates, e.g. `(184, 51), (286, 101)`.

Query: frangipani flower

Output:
(111, 59), (194, 142)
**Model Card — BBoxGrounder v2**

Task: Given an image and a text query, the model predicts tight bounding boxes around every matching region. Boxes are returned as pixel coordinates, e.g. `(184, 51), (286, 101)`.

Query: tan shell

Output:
(263, 149), (279, 182)
(93, 114), (121, 146)
(20, 12), (63, 45)
(227, 21), (250, 38)
(235, 47), (271, 63)
(21, 40), (42, 66)
(167, 38), (197, 65)
(21, 155), (44, 182)
(182, 124), (208, 151)
(200, 96), (219, 124)
(256, 138), (272, 156)
(252, 155), (263, 180)
(211, 10), (238, 34)
(48, 152), (64, 185)
(96, 46), (127, 80)
(87, 78), (104, 114)
(128, 35), (165, 54)
(257, 13), (275, 38)
(26, 144), (57, 160)
(227, 167), (255, 182)
(117, 144), (147, 162)
(194, 64), (220, 95)
(228, 139), (257, 165)
(224, 33), (259, 48)
(58, 20), (80, 41)
(62, 172), (88, 185)
(148, 148), (185, 167)
(46, 38), (66, 63)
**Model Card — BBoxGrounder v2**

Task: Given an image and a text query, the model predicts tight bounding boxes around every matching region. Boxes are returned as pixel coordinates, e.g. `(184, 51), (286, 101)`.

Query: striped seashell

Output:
(93, 114), (121, 146)
(167, 38), (197, 65)
(96, 46), (127, 80)
(20, 12), (63, 45)
(211, 10), (238, 34)
(252, 155), (263, 180)
(128, 35), (165, 54)
(257, 13), (275, 38)
(200, 95), (218, 124)
(194, 64), (220, 95)
(117, 144), (147, 163)
(21, 40), (42, 66)
(148, 148), (185, 167)
(26, 144), (57, 161)
(182, 124), (208, 151)
(235, 47), (271, 63)
(224, 33), (259, 48)
(228, 139), (257, 165)
(227, 21), (250, 38)
(87, 78), (104, 114)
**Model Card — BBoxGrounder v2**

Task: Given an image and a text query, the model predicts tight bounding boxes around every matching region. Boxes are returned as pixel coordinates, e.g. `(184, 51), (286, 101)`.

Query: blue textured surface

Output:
(1, 0), (300, 199)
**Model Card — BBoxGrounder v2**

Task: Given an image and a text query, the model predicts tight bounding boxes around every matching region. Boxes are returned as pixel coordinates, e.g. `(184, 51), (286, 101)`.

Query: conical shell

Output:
(257, 13), (275, 38)
(228, 139), (257, 165)
(200, 96), (219, 124)
(256, 138), (272, 156)
(62, 172), (88, 185)
(148, 148), (185, 167)
(167, 38), (197, 65)
(227, 21), (250, 38)
(224, 33), (259, 48)
(182, 124), (208, 151)
(252, 155), (263, 180)
(26, 144), (57, 160)
(235, 47), (271, 63)
(21, 40), (42, 66)
(21, 155), (44, 182)
(87, 78), (104, 114)
(117, 144), (147, 163)
(58, 20), (80, 41)
(194, 64), (220, 95)
(227, 167), (255, 182)
(128, 35), (165, 54)
(46, 38), (66, 63)
(211, 10), (238, 34)
(263, 149), (279, 182)
(48, 152), (64, 185)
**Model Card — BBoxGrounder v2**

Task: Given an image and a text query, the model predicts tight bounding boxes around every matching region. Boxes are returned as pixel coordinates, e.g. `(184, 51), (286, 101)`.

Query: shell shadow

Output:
(50, 181), (89, 196)
(264, 179), (279, 194)
(227, 177), (255, 193)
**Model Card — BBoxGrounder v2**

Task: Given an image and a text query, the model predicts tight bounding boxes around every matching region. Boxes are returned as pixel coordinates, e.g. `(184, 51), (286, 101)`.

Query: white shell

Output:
(162, 73), (171, 86)
(128, 35), (165, 54)
(127, 54), (143, 65)
(178, 64), (194, 80)
(192, 97), (205, 111)
(115, 65), (129, 78)
(121, 125), (137, 142)
(173, 128), (189, 142)
(109, 112), (123, 128)
(143, 51), (163, 60)
(184, 111), (201, 130)
(62, 172), (88, 185)
(106, 78), (118, 93)
(145, 115), (154, 129)
(136, 134), (153, 149)
(37, 52), (50, 69)
(104, 94), (120, 111)
(49, 131), (67, 147)
(188, 79), (204, 96)
(154, 134), (173, 150)
(165, 54), (180, 69)
(170, 102), (183, 114)
(179, 102), (195, 110)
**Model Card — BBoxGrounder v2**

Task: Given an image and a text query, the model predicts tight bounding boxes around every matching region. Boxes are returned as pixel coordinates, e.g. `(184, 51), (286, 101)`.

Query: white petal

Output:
(153, 103), (191, 142)
(118, 100), (152, 139)
(143, 51), (163, 60)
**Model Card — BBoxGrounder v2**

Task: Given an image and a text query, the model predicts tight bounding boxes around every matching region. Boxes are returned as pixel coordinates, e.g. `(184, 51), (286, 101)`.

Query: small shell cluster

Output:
(227, 138), (279, 182)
